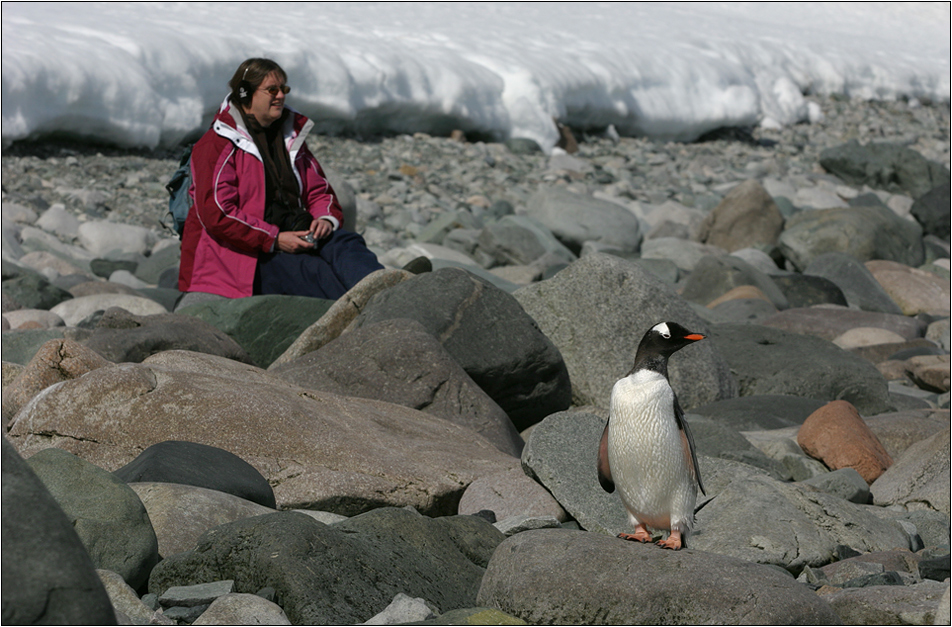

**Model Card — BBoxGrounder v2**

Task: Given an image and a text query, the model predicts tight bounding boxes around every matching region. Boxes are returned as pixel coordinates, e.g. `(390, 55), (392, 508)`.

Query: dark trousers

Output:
(254, 229), (383, 300)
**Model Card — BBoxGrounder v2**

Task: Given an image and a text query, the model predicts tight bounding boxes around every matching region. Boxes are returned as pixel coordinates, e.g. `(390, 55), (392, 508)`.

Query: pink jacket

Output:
(178, 98), (343, 298)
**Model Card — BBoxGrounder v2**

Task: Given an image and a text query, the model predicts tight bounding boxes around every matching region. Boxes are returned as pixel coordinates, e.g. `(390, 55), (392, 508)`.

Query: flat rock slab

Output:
(476, 528), (842, 625)
(7, 351), (519, 516)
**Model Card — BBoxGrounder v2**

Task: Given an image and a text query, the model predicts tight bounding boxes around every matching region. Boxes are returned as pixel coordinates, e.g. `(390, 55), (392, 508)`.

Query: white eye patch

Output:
(653, 322), (671, 338)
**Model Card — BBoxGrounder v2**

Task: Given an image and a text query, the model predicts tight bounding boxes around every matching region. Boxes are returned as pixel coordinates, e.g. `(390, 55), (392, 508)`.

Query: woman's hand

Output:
(276, 230), (316, 253)
(276, 219), (334, 253)
(309, 218), (334, 240)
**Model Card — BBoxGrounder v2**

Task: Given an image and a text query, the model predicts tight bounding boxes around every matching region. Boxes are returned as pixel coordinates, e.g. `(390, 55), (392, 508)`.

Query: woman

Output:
(178, 58), (383, 301)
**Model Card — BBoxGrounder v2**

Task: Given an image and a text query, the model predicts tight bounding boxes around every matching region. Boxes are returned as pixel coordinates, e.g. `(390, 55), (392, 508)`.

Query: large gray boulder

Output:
(149, 508), (504, 625)
(268, 268), (414, 367)
(521, 187), (642, 254)
(7, 351), (519, 516)
(352, 267), (571, 430)
(270, 318), (524, 457)
(871, 426), (950, 517)
(777, 204), (925, 271)
(1, 439), (117, 625)
(819, 140), (950, 200)
(514, 253), (735, 411)
(26, 448), (159, 590)
(709, 323), (893, 415)
(693, 474), (911, 572)
(476, 529), (842, 625)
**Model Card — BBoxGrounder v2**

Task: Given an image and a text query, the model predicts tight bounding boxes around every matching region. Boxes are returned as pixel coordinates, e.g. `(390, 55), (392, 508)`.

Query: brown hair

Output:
(228, 58), (288, 106)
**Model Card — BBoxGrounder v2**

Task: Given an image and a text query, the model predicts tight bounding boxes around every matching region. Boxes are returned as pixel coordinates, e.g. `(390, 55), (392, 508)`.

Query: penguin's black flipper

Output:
(597, 419), (615, 493)
(673, 394), (706, 496)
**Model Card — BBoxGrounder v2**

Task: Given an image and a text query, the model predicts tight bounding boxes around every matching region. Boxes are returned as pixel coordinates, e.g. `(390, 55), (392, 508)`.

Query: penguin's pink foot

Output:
(617, 524), (651, 543)
(656, 530), (683, 550)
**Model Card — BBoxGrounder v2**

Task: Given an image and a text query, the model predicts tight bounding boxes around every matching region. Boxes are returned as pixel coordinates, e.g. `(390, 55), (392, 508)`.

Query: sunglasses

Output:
(259, 84), (291, 96)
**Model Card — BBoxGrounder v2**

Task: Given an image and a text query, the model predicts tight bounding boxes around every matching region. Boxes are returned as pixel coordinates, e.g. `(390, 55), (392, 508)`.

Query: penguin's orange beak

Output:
(684, 333), (705, 341)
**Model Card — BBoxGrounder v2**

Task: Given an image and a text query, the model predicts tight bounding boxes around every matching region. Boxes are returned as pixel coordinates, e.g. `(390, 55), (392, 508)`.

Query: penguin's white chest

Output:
(607, 370), (696, 531)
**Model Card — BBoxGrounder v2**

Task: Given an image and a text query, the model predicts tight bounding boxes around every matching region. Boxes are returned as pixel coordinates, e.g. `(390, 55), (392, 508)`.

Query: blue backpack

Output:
(164, 145), (193, 237)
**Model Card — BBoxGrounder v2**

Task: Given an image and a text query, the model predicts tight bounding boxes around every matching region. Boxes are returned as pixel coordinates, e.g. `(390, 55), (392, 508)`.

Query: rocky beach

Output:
(2, 94), (951, 625)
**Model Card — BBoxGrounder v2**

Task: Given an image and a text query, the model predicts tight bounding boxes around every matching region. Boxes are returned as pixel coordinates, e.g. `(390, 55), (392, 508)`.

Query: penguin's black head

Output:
(631, 321), (705, 375)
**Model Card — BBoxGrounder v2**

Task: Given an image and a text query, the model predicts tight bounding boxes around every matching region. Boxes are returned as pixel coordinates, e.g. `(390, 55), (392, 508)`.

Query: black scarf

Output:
(242, 109), (312, 232)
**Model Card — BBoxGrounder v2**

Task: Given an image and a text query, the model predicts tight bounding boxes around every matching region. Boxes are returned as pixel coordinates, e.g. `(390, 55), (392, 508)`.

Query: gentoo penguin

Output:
(597, 321), (706, 550)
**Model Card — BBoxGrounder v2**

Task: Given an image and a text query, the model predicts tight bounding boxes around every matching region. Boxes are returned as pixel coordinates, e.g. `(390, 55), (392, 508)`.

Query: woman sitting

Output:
(178, 57), (383, 302)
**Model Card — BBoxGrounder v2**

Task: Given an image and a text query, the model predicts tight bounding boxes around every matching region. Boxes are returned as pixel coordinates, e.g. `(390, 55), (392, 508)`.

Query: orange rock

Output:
(797, 400), (893, 484)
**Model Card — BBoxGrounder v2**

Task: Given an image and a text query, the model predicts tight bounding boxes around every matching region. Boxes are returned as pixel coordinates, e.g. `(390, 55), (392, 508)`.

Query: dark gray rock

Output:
(270, 318), (524, 456)
(353, 267), (571, 430)
(771, 273), (849, 309)
(522, 187), (642, 255)
(777, 204), (925, 271)
(90, 258), (137, 278)
(819, 140), (951, 199)
(135, 245), (181, 285)
(688, 395), (826, 431)
(177, 295), (334, 368)
(910, 182), (951, 238)
(680, 255), (789, 309)
(114, 441), (276, 509)
(148, 509), (504, 625)
(476, 529), (842, 625)
(918, 555), (951, 582)
(475, 215), (576, 268)
(78, 307), (254, 364)
(804, 252), (903, 314)
(159, 580), (234, 608)
(709, 323), (893, 415)
(514, 254), (736, 412)
(1, 439), (117, 625)
(26, 448), (159, 591)
(135, 287), (182, 313)
(2, 272), (74, 310)
(686, 416), (787, 479)
(1, 328), (67, 365)
(800, 468), (871, 504)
